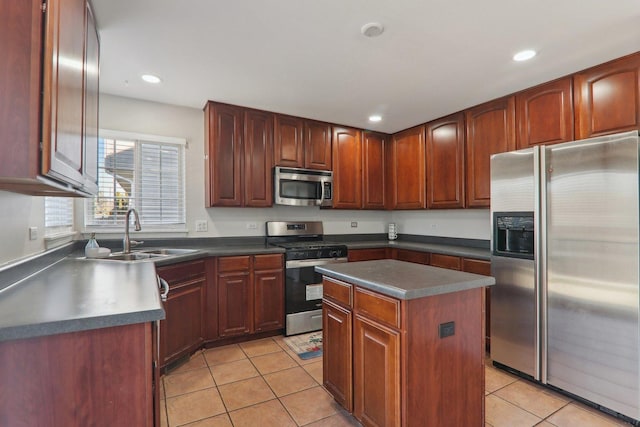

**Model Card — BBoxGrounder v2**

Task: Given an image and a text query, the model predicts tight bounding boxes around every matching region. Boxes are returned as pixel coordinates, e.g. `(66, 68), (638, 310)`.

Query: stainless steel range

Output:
(266, 221), (348, 335)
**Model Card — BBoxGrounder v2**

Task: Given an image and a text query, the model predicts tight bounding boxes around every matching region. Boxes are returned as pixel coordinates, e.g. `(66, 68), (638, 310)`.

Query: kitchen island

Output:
(316, 259), (495, 427)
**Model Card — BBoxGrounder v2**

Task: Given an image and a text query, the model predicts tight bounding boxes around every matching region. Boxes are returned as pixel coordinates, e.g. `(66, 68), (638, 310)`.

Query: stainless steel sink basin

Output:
(137, 248), (198, 256)
(104, 252), (166, 261)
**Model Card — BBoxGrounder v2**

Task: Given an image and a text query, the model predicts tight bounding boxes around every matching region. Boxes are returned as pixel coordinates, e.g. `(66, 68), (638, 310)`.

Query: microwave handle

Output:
(318, 182), (325, 206)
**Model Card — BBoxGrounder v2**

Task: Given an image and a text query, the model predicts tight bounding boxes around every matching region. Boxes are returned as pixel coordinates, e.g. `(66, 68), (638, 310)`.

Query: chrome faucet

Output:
(123, 208), (142, 253)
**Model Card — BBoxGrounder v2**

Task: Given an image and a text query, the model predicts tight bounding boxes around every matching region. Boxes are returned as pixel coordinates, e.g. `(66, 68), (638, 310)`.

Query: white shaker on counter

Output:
(388, 223), (397, 240)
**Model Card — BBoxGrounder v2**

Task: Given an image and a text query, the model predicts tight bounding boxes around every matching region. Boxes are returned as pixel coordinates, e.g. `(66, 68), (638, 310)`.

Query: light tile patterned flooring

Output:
(159, 336), (634, 427)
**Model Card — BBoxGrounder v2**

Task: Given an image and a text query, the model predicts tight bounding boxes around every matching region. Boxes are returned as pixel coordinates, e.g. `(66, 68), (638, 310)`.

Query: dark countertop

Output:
(0, 258), (163, 342)
(0, 235), (489, 342)
(316, 259), (495, 300)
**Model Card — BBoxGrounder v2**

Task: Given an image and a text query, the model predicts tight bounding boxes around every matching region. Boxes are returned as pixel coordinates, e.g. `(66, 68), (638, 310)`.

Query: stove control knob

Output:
(330, 250), (339, 258)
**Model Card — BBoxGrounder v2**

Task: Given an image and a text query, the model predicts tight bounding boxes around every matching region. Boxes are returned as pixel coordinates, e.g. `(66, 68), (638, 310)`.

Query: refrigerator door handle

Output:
(538, 146), (548, 384)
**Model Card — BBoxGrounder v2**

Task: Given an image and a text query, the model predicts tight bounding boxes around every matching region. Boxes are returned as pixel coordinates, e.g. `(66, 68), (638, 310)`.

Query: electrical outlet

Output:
(351, 221), (358, 228)
(431, 223), (437, 228)
(29, 226), (38, 240)
(195, 220), (208, 232)
(246, 222), (257, 230)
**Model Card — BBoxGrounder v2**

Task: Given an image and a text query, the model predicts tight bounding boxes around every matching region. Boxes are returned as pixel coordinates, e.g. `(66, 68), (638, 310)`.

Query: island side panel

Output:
(0, 323), (154, 426)
(403, 287), (485, 426)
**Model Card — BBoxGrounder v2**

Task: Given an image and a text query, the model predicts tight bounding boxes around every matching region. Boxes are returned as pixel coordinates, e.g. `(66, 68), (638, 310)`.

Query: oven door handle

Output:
(286, 257), (348, 269)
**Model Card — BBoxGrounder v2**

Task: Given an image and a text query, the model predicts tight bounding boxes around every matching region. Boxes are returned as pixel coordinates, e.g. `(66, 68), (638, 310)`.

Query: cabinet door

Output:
(465, 97), (516, 207)
(304, 120), (332, 170)
(516, 77), (574, 149)
(244, 109), (273, 207)
(430, 253), (461, 270)
(332, 126), (362, 209)
(41, 0), (87, 187)
(426, 113), (465, 209)
(160, 279), (206, 367)
(362, 132), (387, 209)
(218, 271), (252, 337)
(82, 2), (99, 194)
(388, 125), (426, 209)
(274, 114), (304, 167)
(353, 315), (400, 427)
(254, 268), (284, 332)
(323, 300), (353, 411)
(574, 53), (640, 139)
(205, 102), (243, 206)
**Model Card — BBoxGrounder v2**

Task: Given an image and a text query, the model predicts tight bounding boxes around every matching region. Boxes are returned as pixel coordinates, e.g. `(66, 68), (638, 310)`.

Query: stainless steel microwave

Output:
(274, 166), (333, 207)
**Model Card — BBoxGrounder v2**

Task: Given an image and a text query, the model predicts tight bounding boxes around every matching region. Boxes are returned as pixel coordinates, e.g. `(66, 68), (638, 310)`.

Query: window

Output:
(45, 197), (74, 236)
(85, 130), (186, 229)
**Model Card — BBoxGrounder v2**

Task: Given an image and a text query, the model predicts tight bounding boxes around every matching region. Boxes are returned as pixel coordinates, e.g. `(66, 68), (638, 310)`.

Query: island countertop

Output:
(316, 259), (495, 300)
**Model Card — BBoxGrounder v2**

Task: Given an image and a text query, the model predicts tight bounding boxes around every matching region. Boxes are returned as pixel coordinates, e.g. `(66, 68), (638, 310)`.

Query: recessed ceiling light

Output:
(361, 23), (385, 38)
(369, 115), (382, 122)
(141, 74), (162, 84)
(513, 50), (537, 62)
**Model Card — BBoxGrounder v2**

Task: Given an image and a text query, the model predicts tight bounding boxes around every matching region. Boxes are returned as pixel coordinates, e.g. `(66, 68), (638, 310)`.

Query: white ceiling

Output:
(92, 0), (640, 134)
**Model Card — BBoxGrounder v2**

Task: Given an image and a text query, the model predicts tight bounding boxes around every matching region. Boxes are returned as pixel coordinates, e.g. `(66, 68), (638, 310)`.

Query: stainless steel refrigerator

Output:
(490, 130), (640, 420)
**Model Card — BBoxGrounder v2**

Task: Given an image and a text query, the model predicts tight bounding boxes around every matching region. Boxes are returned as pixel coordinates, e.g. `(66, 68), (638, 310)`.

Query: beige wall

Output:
(0, 94), (489, 267)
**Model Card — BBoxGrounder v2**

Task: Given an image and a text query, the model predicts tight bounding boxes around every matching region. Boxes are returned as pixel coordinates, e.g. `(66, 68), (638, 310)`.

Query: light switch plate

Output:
(29, 226), (38, 240)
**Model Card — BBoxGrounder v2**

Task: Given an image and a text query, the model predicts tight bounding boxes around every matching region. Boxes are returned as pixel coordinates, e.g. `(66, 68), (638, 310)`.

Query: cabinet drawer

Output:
(461, 258), (491, 276)
(157, 259), (206, 285)
(394, 249), (430, 265)
(254, 253), (283, 270)
(218, 256), (251, 273)
(354, 287), (400, 329)
(430, 253), (461, 270)
(323, 278), (352, 308)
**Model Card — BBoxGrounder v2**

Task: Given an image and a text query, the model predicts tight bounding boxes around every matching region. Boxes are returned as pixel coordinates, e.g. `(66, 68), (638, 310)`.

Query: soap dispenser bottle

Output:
(85, 233), (99, 256)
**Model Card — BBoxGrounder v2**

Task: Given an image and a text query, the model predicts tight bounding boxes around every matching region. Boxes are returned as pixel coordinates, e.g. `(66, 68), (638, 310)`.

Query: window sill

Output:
(44, 231), (76, 250)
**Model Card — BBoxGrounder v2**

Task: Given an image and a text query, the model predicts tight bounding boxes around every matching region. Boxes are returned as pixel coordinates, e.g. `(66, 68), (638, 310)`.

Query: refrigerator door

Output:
(544, 131), (639, 419)
(490, 148), (539, 378)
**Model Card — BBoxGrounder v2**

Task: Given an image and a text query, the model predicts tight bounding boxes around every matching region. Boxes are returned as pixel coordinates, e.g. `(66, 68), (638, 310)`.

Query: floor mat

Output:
(283, 331), (322, 360)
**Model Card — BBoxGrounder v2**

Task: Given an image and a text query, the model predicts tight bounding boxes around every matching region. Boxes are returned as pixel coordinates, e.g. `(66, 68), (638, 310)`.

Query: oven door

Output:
(285, 257), (347, 335)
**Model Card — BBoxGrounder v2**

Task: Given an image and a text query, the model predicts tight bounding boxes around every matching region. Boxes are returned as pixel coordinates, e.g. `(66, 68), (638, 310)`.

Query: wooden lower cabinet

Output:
(0, 323), (156, 426)
(462, 258), (492, 352)
(323, 299), (353, 411)
(217, 254), (284, 338)
(157, 260), (207, 368)
(391, 248), (430, 265)
(322, 276), (485, 426)
(353, 314), (400, 427)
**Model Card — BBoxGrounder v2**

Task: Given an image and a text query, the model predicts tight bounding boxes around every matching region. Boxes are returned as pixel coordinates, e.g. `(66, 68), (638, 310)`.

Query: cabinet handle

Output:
(157, 276), (169, 302)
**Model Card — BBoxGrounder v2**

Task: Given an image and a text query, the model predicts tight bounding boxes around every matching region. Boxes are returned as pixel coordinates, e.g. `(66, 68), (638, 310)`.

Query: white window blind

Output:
(45, 197), (73, 236)
(85, 131), (186, 227)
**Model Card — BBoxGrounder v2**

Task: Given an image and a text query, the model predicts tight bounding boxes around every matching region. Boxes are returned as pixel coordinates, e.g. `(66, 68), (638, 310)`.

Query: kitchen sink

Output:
(136, 248), (198, 256)
(103, 252), (166, 261)
(85, 248), (199, 262)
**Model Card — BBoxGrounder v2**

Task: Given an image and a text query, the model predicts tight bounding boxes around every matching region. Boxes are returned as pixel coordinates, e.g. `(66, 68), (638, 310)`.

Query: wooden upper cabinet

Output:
(387, 125), (426, 209)
(516, 77), (574, 149)
(274, 114), (304, 168)
(273, 116), (331, 170)
(425, 113), (465, 209)
(305, 120), (332, 170)
(244, 109), (273, 207)
(82, 3), (99, 194)
(362, 132), (387, 209)
(205, 102), (244, 207)
(0, 0), (98, 196)
(332, 126), (362, 209)
(465, 97), (516, 207)
(42, 0), (86, 188)
(574, 53), (640, 139)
